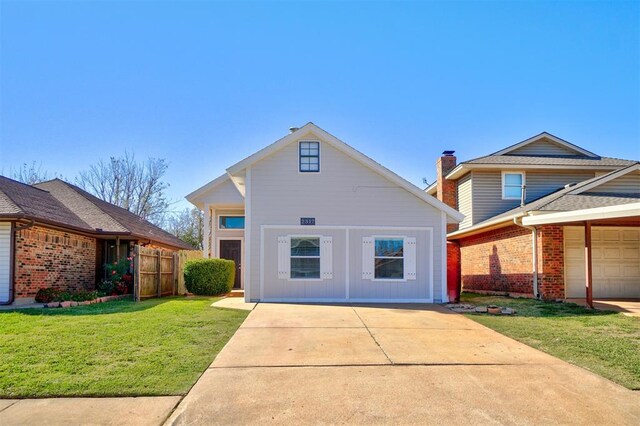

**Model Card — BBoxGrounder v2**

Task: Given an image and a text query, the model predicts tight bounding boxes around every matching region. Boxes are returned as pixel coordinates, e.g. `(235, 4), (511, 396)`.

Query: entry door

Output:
(220, 240), (242, 289)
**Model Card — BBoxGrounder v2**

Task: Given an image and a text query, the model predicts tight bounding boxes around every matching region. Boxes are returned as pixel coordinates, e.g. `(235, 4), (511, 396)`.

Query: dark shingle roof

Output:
(0, 176), (93, 230)
(463, 155), (635, 167)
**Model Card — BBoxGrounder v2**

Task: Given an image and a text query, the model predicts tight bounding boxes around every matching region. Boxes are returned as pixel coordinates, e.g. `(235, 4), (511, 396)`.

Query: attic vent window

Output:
(299, 141), (320, 173)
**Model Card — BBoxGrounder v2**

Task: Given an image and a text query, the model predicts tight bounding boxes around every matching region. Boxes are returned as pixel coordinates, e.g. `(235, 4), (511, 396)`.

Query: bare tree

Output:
(167, 207), (203, 249)
(10, 161), (54, 184)
(76, 152), (171, 225)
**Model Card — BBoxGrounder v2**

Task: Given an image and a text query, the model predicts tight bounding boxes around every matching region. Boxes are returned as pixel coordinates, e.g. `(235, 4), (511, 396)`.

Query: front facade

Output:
(0, 177), (192, 304)
(427, 133), (639, 301)
(188, 123), (463, 303)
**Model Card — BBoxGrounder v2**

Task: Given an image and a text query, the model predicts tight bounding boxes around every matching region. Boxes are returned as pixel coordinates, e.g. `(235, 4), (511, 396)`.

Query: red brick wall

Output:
(447, 241), (461, 302)
(14, 226), (96, 299)
(459, 225), (535, 296)
(458, 224), (566, 299)
(436, 155), (458, 233)
(537, 225), (564, 300)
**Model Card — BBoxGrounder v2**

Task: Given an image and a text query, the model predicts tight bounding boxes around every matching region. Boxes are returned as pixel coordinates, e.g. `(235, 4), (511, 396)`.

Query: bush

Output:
(35, 288), (99, 303)
(96, 279), (115, 296)
(35, 288), (62, 303)
(184, 258), (235, 296)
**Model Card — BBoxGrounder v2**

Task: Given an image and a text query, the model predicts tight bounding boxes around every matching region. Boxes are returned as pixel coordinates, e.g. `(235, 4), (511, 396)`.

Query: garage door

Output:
(565, 226), (640, 298)
(0, 223), (11, 303)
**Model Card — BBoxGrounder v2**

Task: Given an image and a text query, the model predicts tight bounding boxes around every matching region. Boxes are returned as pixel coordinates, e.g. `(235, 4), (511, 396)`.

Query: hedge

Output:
(183, 258), (235, 296)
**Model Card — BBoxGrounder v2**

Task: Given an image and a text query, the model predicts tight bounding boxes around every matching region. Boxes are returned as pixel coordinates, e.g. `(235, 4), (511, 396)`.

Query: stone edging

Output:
(44, 295), (131, 308)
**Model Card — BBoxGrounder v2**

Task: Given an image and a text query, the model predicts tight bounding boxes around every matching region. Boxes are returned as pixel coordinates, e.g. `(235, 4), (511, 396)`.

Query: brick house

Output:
(426, 132), (639, 303)
(0, 177), (193, 305)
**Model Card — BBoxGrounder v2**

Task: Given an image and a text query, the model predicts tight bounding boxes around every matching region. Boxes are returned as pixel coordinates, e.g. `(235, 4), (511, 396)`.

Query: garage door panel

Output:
(0, 223), (11, 304)
(564, 226), (640, 299)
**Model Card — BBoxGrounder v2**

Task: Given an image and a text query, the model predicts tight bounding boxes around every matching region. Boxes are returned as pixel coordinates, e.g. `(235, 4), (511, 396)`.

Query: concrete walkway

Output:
(167, 303), (640, 425)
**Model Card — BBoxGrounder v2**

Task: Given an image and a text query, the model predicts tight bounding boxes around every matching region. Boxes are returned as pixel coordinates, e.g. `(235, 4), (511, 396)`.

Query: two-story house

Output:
(187, 123), (463, 303)
(426, 132), (639, 305)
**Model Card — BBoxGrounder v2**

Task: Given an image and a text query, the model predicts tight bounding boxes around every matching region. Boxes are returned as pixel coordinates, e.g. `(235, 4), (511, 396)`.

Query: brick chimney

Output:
(436, 150), (458, 233)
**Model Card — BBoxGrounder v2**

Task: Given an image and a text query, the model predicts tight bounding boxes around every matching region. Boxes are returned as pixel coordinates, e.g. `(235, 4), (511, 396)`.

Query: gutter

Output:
(513, 217), (539, 298)
(1, 219), (35, 306)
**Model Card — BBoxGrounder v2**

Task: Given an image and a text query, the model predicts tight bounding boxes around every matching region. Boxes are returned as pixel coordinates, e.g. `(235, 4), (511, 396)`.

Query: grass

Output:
(460, 292), (640, 390)
(0, 297), (249, 398)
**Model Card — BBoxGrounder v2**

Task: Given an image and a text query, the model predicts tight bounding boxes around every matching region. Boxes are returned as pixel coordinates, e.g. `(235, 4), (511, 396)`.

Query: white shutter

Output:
(362, 236), (374, 280)
(277, 236), (291, 279)
(320, 236), (333, 279)
(404, 237), (417, 280)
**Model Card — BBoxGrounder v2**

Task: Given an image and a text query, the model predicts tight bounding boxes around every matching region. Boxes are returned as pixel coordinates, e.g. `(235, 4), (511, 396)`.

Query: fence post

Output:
(133, 245), (141, 302)
(172, 253), (178, 296)
(156, 249), (162, 298)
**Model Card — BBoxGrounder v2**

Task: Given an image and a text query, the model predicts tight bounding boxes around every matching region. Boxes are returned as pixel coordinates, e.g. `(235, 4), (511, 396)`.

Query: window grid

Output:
(299, 141), (320, 172)
(374, 238), (404, 280)
(290, 237), (321, 279)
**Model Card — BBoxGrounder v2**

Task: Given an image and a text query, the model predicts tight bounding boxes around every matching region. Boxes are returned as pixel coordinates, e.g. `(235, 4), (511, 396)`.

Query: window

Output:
(299, 141), (320, 172)
(290, 237), (320, 279)
(219, 216), (245, 229)
(374, 238), (404, 279)
(502, 172), (524, 200)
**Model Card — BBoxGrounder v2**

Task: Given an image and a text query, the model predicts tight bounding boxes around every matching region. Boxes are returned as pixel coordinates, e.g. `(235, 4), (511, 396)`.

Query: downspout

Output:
(514, 217), (539, 299)
(1, 219), (35, 306)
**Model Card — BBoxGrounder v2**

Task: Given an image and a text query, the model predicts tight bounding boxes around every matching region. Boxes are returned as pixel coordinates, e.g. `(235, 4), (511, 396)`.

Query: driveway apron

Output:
(167, 303), (640, 425)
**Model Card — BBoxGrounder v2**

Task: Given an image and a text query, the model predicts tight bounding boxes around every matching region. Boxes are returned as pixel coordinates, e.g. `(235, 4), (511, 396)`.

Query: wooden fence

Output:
(133, 245), (202, 301)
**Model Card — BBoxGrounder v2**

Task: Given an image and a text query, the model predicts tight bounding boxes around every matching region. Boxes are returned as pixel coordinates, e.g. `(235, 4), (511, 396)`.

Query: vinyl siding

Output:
(0, 222), (11, 303)
(199, 179), (244, 206)
(507, 138), (583, 156)
(457, 174), (473, 229)
(247, 130), (445, 301)
(471, 170), (596, 224)
(587, 174), (640, 194)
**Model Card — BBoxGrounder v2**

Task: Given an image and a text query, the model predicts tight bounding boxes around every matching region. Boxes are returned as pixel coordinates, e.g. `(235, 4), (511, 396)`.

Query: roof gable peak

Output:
(491, 132), (599, 158)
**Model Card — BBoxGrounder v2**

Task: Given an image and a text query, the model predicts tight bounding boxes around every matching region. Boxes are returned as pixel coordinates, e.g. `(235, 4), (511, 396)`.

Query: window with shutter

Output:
(362, 237), (374, 279)
(320, 236), (333, 279)
(403, 237), (417, 280)
(277, 236), (290, 279)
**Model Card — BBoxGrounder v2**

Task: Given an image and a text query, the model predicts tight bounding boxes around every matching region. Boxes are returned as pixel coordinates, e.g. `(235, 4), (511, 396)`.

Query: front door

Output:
(220, 239), (242, 289)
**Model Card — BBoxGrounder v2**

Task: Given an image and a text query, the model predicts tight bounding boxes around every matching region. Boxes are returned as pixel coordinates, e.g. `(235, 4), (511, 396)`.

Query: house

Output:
(187, 123), (463, 303)
(0, 177), (192, 305)
(426, 132), (640, 304)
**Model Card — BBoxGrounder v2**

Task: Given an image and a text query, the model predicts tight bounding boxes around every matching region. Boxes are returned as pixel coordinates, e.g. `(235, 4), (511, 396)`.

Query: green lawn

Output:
(460, 292), (640, 390)
(0, 297), (249, 398)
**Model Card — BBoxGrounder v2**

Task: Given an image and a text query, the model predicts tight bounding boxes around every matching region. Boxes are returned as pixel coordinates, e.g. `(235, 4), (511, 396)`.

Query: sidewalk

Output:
(0, 397), (180, 426)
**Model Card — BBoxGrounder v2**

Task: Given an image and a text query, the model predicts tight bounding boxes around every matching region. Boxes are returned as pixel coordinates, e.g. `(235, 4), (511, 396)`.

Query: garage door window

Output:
(374, 238), (404, 279)
(290, 237), (320, 279)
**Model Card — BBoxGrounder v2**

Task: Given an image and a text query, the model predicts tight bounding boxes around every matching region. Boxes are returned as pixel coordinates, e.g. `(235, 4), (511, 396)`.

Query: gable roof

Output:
(35, 179), (193, 249)
(225, 122), (464, 222)
(491, 132), (598, 157)
(448, 163), (640, 239)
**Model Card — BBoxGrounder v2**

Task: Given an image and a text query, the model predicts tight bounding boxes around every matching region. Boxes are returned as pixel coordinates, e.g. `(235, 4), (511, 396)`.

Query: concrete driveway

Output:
(167, 303), (640, 425)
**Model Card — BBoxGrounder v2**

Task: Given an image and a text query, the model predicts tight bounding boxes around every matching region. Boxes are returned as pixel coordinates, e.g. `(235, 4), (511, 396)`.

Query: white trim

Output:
(262, 225), (433, 231)
(345, 228), (350, 299)
(244, 166), (252, 303)
(429, 227), (434, 302)
(445, 163), (624, 180)
(491, 132), (598, 158)
(441, 211), (448, 303)
(522, 203), (640, 226)
(210, 208), (216, 257)
(261, 298), (434, 304)
(217, 237), (245, 289)
(259, 226), (264, 300)
(225, 123), (464, 223)
(217, 214), (245, 231)
(371, 235), (406, 282)
(501, 171), (525, 200)
(297, 140), (321, 174)
(203, 204), (211, 258)
(186, 173), (231, 203)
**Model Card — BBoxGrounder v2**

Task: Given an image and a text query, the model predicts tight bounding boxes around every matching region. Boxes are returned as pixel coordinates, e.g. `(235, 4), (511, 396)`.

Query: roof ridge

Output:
(0, 175), (52, 193)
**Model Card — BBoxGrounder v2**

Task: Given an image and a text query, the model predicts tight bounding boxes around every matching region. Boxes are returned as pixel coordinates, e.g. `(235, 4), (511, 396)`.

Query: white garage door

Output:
(0, 223), (11, 304)
(565, 226), (640, 298)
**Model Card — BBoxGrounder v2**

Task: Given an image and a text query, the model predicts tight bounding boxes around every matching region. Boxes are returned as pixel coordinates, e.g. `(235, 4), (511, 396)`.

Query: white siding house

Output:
(187, 123), (463, 303)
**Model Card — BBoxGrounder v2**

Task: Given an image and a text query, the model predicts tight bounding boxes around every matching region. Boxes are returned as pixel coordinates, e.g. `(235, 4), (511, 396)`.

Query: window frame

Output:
(372, 236), (406, 282)
(501, 171), (525, 200)
(298, 140), (321, 173)
(289, 235), (322, 281)
(218, 215), (245, 230)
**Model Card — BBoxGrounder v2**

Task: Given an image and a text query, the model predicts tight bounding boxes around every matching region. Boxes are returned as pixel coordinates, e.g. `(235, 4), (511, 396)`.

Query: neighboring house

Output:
(426, 132), (639, 304)
(0, 177), (192, 305)
(187, 123), (463, 303)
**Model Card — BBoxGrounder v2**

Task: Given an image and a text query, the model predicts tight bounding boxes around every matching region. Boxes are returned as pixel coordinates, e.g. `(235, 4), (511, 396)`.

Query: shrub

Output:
(96, 279), (115, 296)
(184, 258), (235, 296)
(35, 288), (62, 303)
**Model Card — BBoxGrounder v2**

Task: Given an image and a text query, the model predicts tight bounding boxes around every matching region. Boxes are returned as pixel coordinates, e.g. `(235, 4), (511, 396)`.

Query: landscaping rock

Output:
(46, 302), (60, 308)
(70, 301), (78, 307)
(487, 306), (502, 315)
(501, 308), (516, 315)
(60, 301), (72, 308)
(474, 306), (488, 313)
(79, 301), (91, 306)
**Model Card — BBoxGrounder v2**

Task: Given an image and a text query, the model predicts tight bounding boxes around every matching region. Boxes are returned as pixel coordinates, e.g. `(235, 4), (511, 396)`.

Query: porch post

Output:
(116, 236), (120, 260)
(203, 204), (211, 258)
(584, 221), (593, 308)
(211, 208), (216, 258)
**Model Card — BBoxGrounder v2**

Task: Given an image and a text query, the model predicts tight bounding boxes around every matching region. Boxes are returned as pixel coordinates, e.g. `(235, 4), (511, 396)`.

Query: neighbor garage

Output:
(0, 222), (11, 304)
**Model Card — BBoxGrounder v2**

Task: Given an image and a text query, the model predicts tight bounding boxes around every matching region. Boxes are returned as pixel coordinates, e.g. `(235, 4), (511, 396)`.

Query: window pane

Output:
(504, 173), (522, 185)
(308, 163), (319, 171)
(504, 186), (522, 198)
(301, 148), (310, 155)
(220, 216), (245, 229)
(291, 258), (320, 279)
(291, 237), (320, 256)
(375, 239), (403, 257)
(375, 258), (404, 279)
(300, 163), (310, 171)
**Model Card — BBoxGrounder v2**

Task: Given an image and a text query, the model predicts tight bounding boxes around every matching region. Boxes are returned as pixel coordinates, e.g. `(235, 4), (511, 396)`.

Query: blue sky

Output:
(1, 1), (638, 212)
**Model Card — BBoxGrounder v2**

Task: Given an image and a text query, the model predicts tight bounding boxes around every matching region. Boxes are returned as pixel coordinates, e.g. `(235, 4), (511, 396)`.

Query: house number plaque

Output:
(300, 217), (316, 226)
